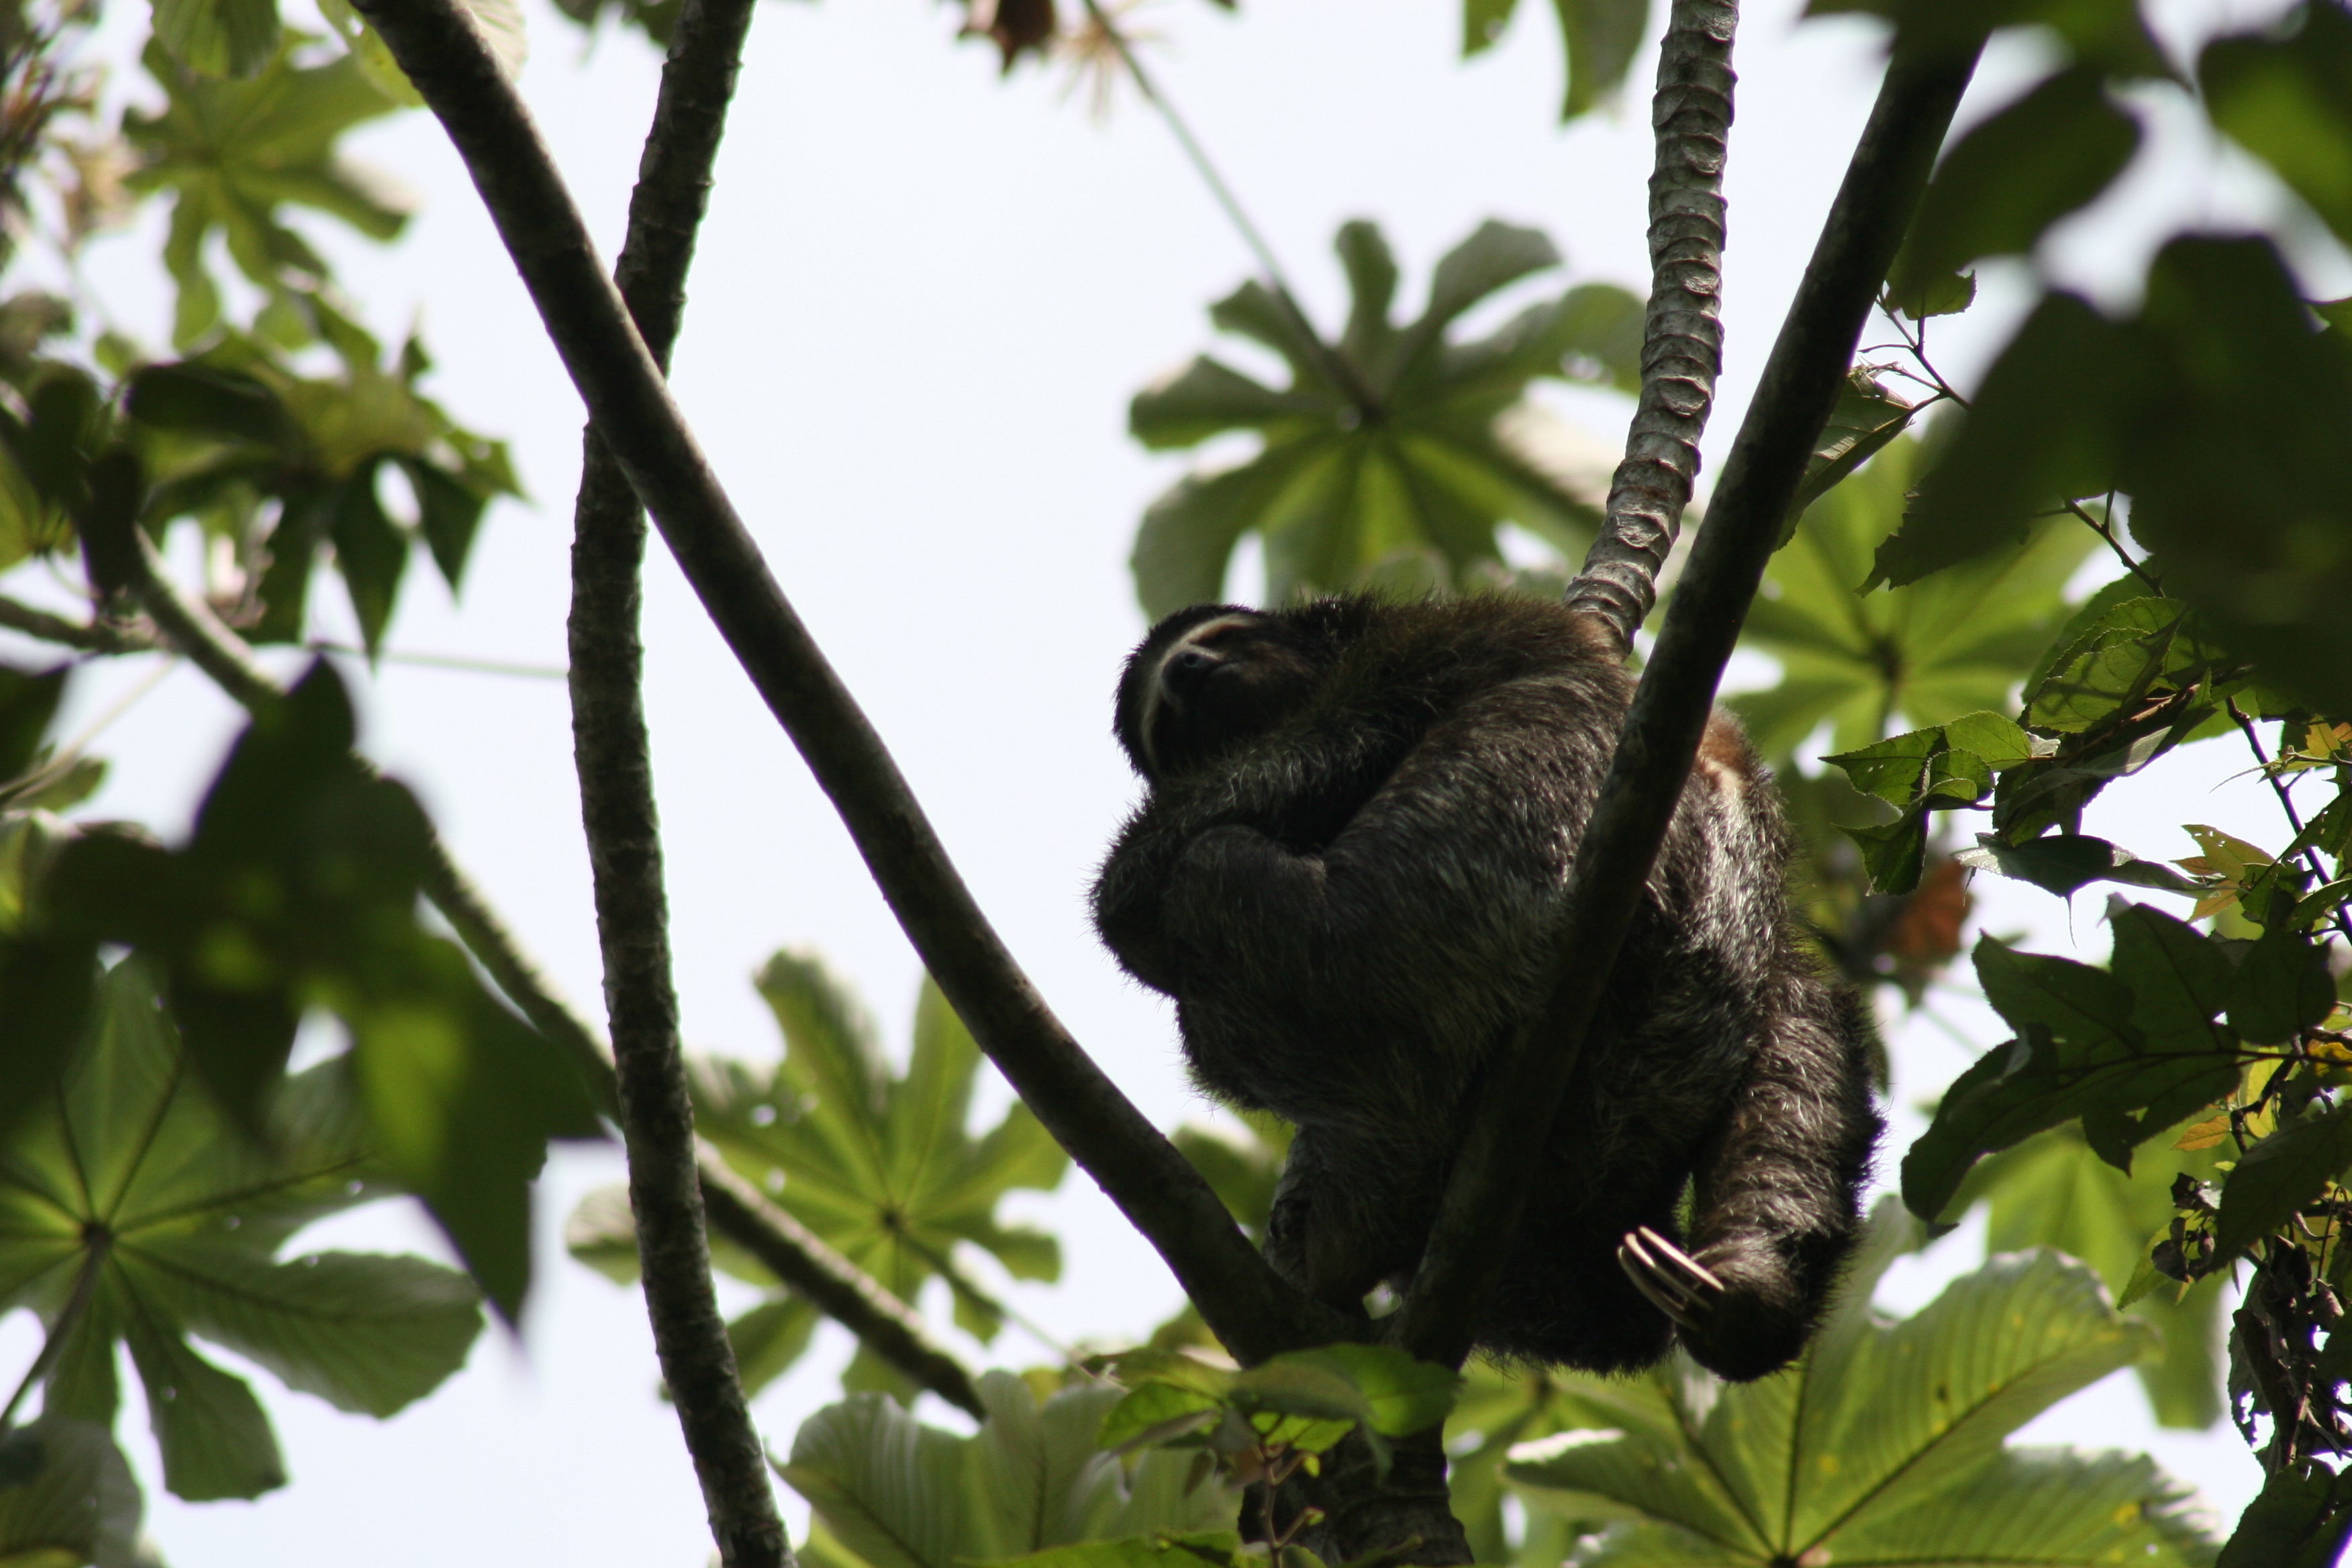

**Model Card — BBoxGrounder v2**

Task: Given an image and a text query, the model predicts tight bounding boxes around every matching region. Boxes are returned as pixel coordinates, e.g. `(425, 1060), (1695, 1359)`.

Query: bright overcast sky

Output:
(5, 0), (2335, 1560)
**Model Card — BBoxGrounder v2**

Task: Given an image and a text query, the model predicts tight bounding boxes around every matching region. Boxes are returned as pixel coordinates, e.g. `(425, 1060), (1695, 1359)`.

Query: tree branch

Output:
(567, 0), (793, 1557)
(350, 0), (1340, 1365)
(113, 517), (988, 1420)
(0, 595), (151, 654)
(1400, 26), (1984, 1369)
(1567, 0), (1738, 650)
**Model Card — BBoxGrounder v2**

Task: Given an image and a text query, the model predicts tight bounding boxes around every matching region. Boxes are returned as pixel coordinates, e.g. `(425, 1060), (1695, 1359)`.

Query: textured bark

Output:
(1400, 30), (1984, 1372)
(1567, 0), (1738, 650)
(350, 0), (1341, 1365)
(561, 0), (789, 1559)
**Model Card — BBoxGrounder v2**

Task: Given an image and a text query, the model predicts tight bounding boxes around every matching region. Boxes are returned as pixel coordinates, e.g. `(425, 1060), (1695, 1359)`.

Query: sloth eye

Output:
(1169, 648), (1218, 678)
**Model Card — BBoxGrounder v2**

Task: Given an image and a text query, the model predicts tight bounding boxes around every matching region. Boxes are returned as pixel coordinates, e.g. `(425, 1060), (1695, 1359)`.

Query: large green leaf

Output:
(1734, 434), (2097, 763)
(33, 665), (599, 1317)
(1904, 916), (2242, 1220)
(575, 957), (1067, 1390)
(0, 1418), (142, 1568)
(1880, 238), (2352, 716)
(127, 42), (405, 348)
(1128, 219), (1631, 614)
(777, 1372), (1233, 1568)
(2201, 2), (2352, 252)
(1506, 1248), (2208, 1566)
(124, 338), (521, 653)
(1953, 1128), (2226, 1428)
(1889, 65), (2140, 304)
(0, 960), (482, 1502)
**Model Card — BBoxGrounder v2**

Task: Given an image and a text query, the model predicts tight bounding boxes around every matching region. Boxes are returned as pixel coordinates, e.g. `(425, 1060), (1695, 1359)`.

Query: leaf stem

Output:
(0, 1238), (107, 1432)
(2062, 495), (2160, 593)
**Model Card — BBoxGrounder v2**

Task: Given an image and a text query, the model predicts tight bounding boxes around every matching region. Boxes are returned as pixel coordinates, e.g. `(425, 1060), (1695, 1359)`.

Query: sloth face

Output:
(1116, 606), (1327, 781)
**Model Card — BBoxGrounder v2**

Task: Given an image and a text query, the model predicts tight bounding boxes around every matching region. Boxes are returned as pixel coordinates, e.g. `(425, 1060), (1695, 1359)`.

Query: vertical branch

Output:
(1566, 0), (1738, 649)
(563, 0), (789, 1562)
(1400, 28), (1983, 1369)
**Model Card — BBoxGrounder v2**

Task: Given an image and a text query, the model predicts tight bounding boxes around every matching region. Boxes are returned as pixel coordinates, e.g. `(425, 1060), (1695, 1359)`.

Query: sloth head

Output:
(1114, 604), (1333, 781)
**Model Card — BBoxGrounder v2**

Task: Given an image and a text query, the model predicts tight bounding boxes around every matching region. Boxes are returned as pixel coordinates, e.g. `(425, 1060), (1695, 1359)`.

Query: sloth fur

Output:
(1091, 595), (1880, 1381)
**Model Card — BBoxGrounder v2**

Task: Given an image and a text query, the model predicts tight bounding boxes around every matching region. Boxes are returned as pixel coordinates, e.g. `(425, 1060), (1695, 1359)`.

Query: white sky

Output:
(3, 0), (2342, 1561)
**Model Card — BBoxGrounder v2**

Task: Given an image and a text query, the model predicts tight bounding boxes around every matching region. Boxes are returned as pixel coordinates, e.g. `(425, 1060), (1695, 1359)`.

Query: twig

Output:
(1565, 0), (1738, 650)
(1074, 0), (1381, 419)
(307, 639), (567, 679)
(111, 495), (988, 1420)
(1403, 25), (1986, 1369)
(567, 0), (787, 1556)
(2062, 495), (2160, 593)
(350, 0), (1340, 1365)
(0, 593), (150, 653)
(2226, 697), (2352, 944)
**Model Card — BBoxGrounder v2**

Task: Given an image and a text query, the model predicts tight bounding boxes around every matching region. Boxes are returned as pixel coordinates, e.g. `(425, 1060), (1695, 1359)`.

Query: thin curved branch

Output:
(0, 595), (152, 654)
(1566, 0), (1737, 649)
(1400, 26), (1986, 1369)
(569, 0), (792, 1557)
(115, 517), (987, 1420)
(348, 0), (1340, 1365)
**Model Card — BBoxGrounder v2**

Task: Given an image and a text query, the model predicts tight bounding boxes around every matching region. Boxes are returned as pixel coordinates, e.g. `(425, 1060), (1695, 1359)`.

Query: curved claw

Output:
(1618, 1225), (1724, 1333)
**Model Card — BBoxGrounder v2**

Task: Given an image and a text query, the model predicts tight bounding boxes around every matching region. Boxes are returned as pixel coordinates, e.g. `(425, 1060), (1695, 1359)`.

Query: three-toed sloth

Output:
(1091, 595), (1879, 1381)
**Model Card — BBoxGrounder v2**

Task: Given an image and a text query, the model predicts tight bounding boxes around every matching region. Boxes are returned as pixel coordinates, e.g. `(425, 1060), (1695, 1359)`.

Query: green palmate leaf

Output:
(1954, 1128), (2228, 1428)
(0, 960), (482, 1502)
(778, 1373), (1232, 1568)
(628, 957), (1065, 1392)
(123, 328), (520, 650)
(35, 665), (596, 1318)
(1128, 219), (1618, 611)
(152, 0), (281, 79)
(1507, 1248), (2199, 1567)
(2201, 1), (2352, 252)
(1889, 65), (2141, 305)
(0, 1418), (142, 1568)
(128, 42), (407, 348)
(1734, 434), (2096, 764)
(1903, 916), (2243, 1220)
(972, 1533), (1240, 1568)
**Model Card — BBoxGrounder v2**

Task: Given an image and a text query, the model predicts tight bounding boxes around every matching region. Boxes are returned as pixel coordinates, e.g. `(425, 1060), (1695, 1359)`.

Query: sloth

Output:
(1091, 595), (1880, 1381)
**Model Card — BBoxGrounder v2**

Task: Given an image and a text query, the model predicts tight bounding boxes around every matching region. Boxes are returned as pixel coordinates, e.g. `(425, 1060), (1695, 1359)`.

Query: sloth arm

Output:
(1151, 677), (1614, 1042)
(1093, 720), (1400, 993)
